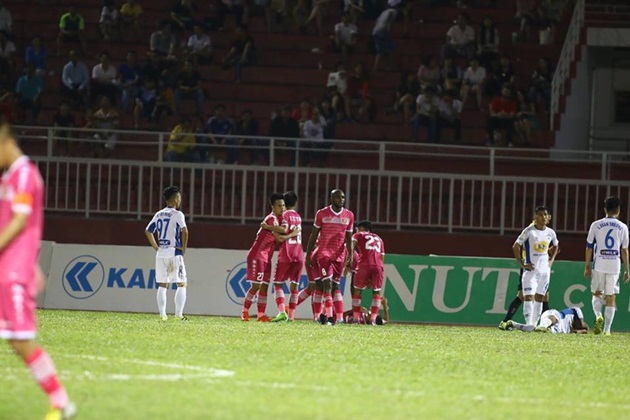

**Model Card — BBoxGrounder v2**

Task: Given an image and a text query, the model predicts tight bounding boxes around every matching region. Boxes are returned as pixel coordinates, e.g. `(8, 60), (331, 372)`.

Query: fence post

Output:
(601, 153), (607, 181)
(85, 162), (91, 218)
(241, 169), (247, 224)
(269, 138), (275, 167)
(158, 133), (164, 162)
(499, 180), (506, 235)
(188, 167), (195, 222)
(396, 176), (402, 230)
(489, 148), (495, 176)
(448, 179), (454, 233)
(47, 127), (53, 157)
(137, 165), (144, 220)
(379, 143), (386, 171)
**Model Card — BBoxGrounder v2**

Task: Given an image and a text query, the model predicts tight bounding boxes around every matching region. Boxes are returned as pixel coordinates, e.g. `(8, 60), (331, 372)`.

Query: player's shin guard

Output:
(288, 290), (299, 319)
(542, 300), (549, 313)
(333, 289), (344, 321)
(592, 295), (604, 318)
(296, 287), (313, 306)
(370, 295), (382, 322)
(532, 301), (542, 325)
(323, 293), (333, 318)
(274, 285), (286, 313)
(352, 294), (362, 322)
(157, 287), (167, 318)
(242, 288), (257, 312)
(257, 291), (268, 318)
(503, 296), (522, 322)
(312, 290), (323, 320)
(24, 348), (69, 410)
(175, 286), (187, 318)
(604, 306), (616, 334)
(523, 300), (534, 325)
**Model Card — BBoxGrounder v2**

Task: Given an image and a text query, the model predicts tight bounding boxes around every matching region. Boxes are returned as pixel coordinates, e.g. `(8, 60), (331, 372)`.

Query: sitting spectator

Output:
(305, 0), (330, 36)
(52, 101), (76, 155)
(291, 98), (313, 128)
(487, 86), (517, 146)
(0, 1), (12, 35)
(235, 109), (266, 164)
(460, 58), (486, 111)
(412, 85), (439, 143)
(120, 0), (143, 41)
(61, 50), (90, 108)
(206, 104), (234, 163)
(92, 53), (119, 106)
(222, 25), (256, 82)
(100, 0), (120, 41)
(92, 96), (120, 153)
(171, 0), (198, 32)
(528, 58), (553, 111)
(515, 89), (538, 146)
(119, 51), (142, 111)
(332, 12), (357, 63)
(0, 30), (15, 85)
(166, 117), (199, 162)
(15, 64), (43, 124)
(217, 0), (249, 30)
(394, 72), (420, 123)
(319, 99), (336, 140)
(515, 0), (536, 42)
(175, 59), (204, 117)
(269, 106), (300, 164)
(440, 13), (475, 61)
(538, 0), (565, 42)
(142, 51), (166, 87)
(302, 107), (328, 166)
(326, 63), (348, 119)
(57, 4), (87, 57)
(441, 57), (462, 92)
(477, 15), (499, 70)
(417, 55), (440, 92)
(437, 89), (462, 144)
(24, 36), (48, 78)
(372, 0), (401, 72)
(486, 56), (514, 97)
(134, 79), (173, 129)
(186, 24), (213, 65)
(150, 21), (176, 59)
(346, 62), (374, 122)
(343, 0), (364, 24)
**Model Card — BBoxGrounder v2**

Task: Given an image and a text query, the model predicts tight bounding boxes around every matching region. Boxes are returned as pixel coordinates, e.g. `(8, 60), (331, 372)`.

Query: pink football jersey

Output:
(353, 231), (385, 268)
(277, 209), (304, 263)
(313, 206), (354, 263)
(247, 213), (286, 262)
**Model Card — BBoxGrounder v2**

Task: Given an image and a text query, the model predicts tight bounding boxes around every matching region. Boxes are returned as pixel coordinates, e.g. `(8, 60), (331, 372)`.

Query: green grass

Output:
(2, 310), (629, 420)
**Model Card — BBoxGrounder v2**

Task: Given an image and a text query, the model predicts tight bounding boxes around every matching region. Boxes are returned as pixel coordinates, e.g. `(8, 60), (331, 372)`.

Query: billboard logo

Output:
(226, 262), (249, 305)
(62, 255), (105, 299)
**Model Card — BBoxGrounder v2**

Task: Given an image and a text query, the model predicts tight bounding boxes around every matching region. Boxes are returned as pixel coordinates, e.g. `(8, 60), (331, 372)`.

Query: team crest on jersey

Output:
(533, 241), (549, 253)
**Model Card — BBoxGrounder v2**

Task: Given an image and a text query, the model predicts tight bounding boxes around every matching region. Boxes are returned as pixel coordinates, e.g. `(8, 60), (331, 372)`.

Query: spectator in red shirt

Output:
(487, 86), (517, 146)
(291, 98), (313, 126)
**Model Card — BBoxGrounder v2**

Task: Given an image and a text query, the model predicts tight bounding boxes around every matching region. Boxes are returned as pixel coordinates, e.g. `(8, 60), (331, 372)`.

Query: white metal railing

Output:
(551, 0), (585, 129)
(17, 126), (630, 181)
(33, 156), (630, 235)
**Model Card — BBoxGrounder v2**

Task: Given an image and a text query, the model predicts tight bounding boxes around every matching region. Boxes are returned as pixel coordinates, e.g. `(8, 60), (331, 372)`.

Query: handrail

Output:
(551, 0), (585, 129)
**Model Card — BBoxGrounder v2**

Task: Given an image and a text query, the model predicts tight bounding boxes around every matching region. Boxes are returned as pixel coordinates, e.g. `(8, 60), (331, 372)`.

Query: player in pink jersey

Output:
(305, 189), (354, 325)
(350, 221), (385, 325)
(271, 191), (304, 322)
(241, 193), (287, 322)
(0, 123), (76, 420)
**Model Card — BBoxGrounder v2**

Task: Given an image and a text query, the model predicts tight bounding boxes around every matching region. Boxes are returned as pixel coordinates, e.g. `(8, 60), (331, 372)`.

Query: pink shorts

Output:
(316, 257), (344, 283)
(306, 262), (319, 282)
(354, 265), (384, 291)
(275, 260), (304, 284)
(0, 281), (37, 340)
(247, 257), (272, 284)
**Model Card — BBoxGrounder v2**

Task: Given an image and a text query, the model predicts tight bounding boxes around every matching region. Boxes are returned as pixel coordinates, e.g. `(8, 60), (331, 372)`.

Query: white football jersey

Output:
(146, 207), (187, 258)
(515, 225), (559, 273)
(551, 307), (584, 334)
(587, 217), (629, 274)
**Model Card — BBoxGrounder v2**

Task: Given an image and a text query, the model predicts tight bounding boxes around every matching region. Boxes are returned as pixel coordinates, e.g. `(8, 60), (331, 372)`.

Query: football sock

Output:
(604, 306), (616, 334)
(539, 314), (553, 329)
(523, 300), (534, 326)
(333, 289), (344, 321)
(275, 285), (286, 313)
(157, 287), (167, 318)
(257, 291), (268, 318)
(352, 294), (362, 322)
(503, 296), (522, 322)
(24, 348), (69, 409)
(370, 296), (382, 322)
(323, 293), (333, 318)
(312, 290), (323, 320)
(532, 301), (542, 325)
(243, 288), (257, 311)
(542, 300), (549, 313)
(175, 286), (187, 318)
(592, 296), (603, 318)
(296, 287), (313, 306)
(288, 290), (298, 319)
(511, 321), (535, 332)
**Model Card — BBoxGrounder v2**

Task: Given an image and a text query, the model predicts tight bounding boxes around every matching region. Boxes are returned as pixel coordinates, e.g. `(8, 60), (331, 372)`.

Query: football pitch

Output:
(2, 311), (629, 420)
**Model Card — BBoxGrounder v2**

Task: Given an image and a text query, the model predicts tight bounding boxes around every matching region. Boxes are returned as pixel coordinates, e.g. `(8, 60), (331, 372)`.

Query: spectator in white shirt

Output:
(372, 0), (402, 72)
(460, 58), (486, 111)
(61, 50), (90, 108)
(440, 13), (475, 61)
(343, 0), (364, 24)
(326, 63), (348, 121)
(91, 52), (119, 106)
(412, 85), (440, 142)
(186, 24), (212, 65)
(0, 1), (11, 34)
(437, 89), (463, 143)
(332, 13), (357, 62)
(302, 107), (329, 166)
(100, 0), (120, 41)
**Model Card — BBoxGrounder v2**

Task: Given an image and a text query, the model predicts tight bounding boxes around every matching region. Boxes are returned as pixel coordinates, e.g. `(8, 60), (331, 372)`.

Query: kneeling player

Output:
(350, 221), (385, 325)
(507, 307), (588, 334)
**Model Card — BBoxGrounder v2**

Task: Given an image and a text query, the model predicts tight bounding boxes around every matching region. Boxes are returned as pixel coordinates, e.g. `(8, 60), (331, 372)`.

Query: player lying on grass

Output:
(505, 307), (589, 334)
(0, 122), (76, 420)
(241, 193), (287, 322)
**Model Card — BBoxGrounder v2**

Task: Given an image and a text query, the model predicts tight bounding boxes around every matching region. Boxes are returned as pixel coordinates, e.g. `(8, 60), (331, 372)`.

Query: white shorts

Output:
(591, 270), (619, 295)
(521, 270), (550, 296)
(155, 255), (187, 284)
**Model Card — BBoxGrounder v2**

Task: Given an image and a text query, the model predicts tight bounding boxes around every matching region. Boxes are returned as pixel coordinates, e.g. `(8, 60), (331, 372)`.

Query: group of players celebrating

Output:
(498, 196), (629, 335)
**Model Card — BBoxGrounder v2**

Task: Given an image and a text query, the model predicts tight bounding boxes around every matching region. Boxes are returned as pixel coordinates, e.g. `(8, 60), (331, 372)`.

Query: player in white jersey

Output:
(584, 196), (630, 335)
(145, 186), (189, 321)
(512, 205), (559, 327)
(505, 307), (589, 334)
